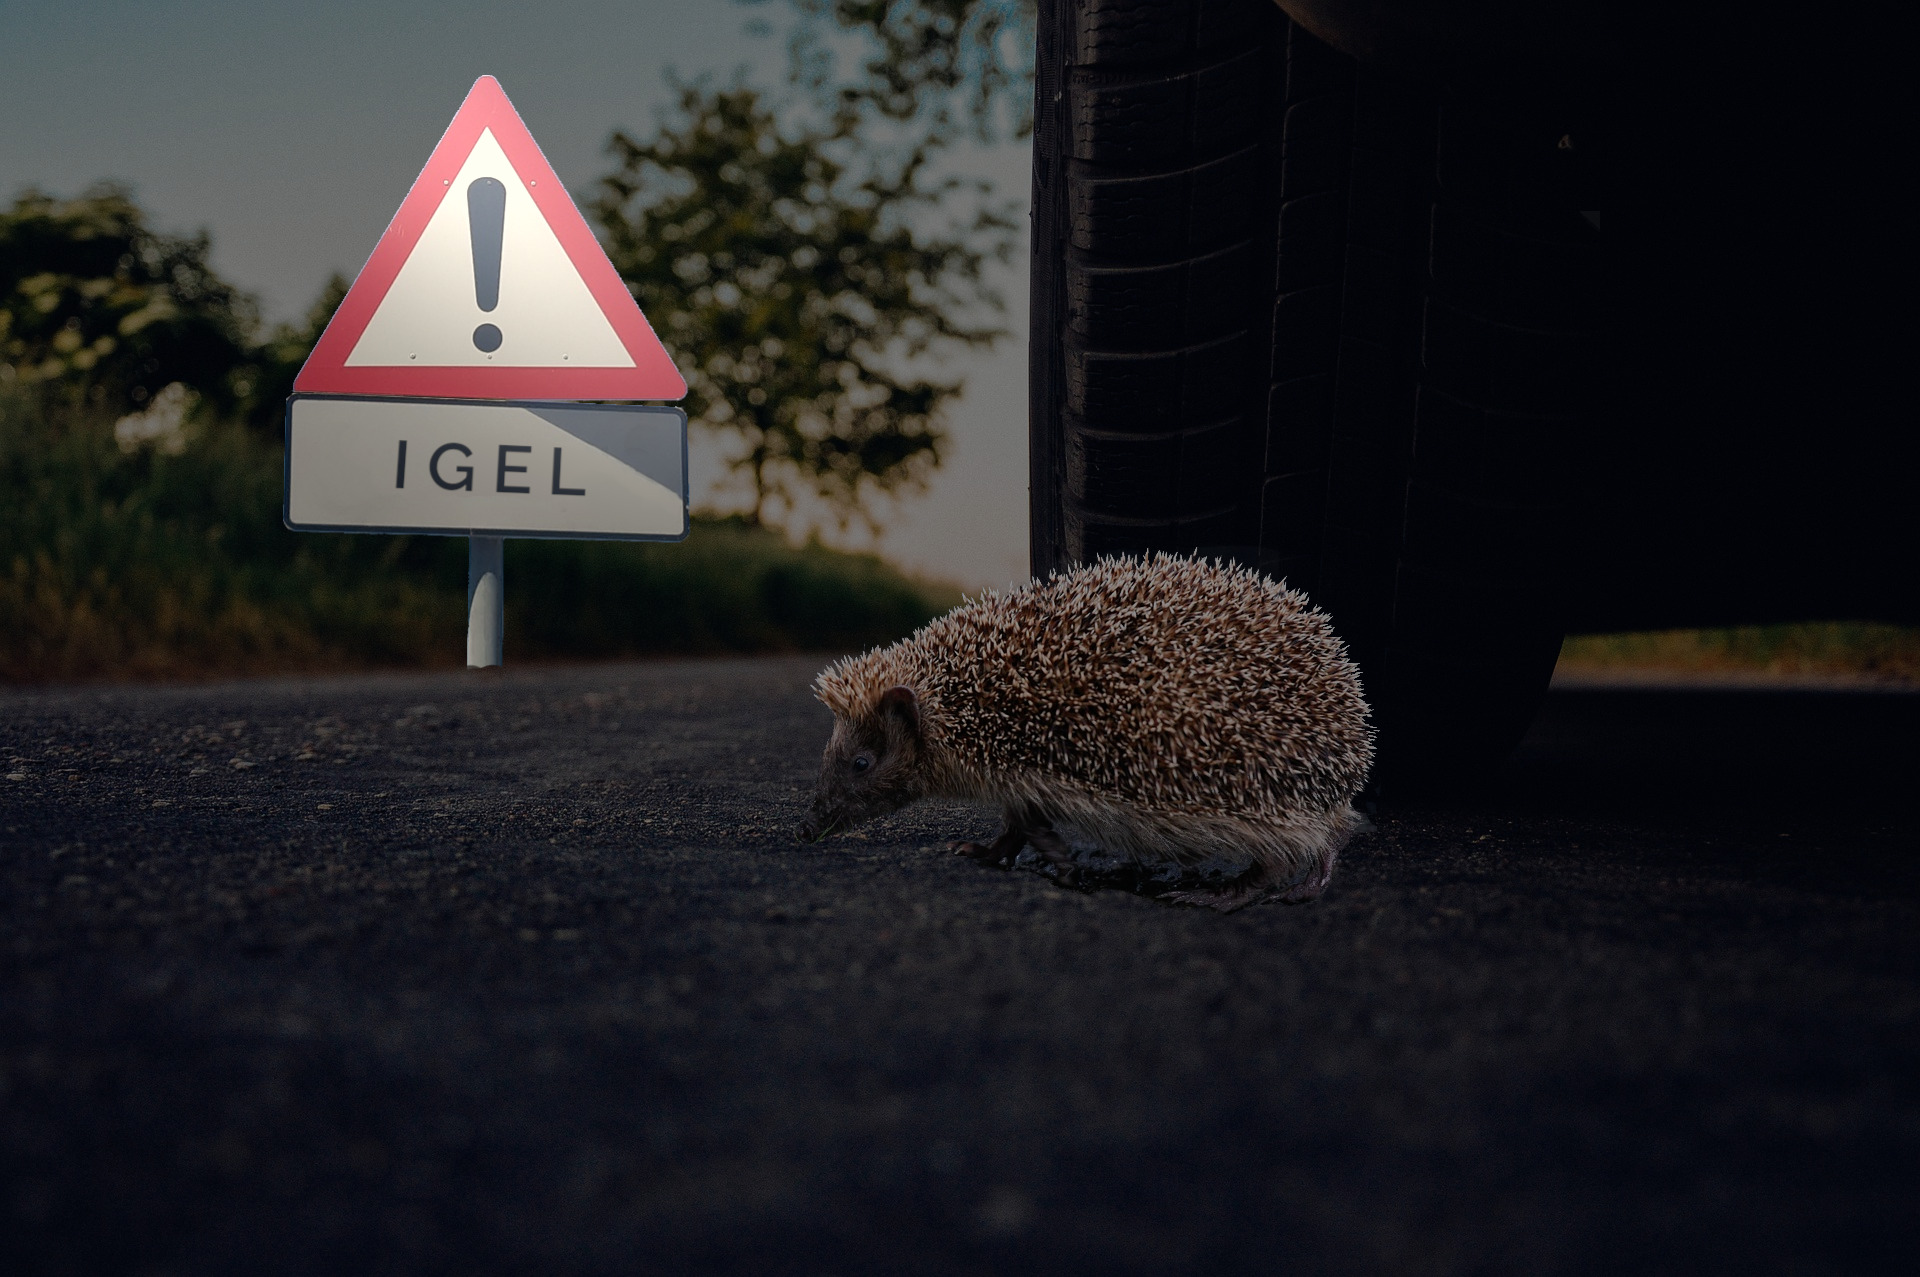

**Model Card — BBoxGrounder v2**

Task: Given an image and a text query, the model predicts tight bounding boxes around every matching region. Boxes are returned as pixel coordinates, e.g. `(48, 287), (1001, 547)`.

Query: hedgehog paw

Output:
(948, 840), (1008, 867)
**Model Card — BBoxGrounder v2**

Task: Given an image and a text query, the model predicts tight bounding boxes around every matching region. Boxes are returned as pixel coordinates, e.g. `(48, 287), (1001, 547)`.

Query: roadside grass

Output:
(0, 392), (959, 683)
(17, 389), (1911, 687)
(1559, 624), (1920, 683)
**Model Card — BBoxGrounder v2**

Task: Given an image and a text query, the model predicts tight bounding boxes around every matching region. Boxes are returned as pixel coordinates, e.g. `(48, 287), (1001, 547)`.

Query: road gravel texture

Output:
(2, 657), (1916, 1275)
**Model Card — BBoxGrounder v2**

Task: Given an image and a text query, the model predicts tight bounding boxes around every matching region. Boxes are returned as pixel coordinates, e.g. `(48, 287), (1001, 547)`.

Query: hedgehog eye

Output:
(851, 753), (874, 774)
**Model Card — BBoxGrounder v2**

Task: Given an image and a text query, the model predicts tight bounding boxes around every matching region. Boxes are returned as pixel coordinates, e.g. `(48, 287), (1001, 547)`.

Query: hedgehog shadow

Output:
(853, 804), (1303, 907)
(1000, 845), (1283, 906)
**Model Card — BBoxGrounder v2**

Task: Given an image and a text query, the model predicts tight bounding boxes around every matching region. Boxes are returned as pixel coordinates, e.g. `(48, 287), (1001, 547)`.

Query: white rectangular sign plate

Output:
(284, 393), (687, 541)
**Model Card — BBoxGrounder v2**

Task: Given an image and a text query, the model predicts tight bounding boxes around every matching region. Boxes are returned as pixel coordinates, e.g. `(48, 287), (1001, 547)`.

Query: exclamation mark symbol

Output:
(468, 177), (505, 352)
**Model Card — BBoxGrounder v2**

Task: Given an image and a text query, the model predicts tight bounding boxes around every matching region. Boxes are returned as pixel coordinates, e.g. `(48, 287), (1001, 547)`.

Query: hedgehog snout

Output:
(796, 790), (840, 844)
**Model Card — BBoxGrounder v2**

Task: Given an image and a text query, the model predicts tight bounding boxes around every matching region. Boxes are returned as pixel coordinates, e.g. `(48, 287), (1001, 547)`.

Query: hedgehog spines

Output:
(812, 554), (1375, 870)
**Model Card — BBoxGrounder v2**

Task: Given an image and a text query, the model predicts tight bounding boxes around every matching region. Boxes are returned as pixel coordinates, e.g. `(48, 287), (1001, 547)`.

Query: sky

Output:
(0, 0), (1032, 589)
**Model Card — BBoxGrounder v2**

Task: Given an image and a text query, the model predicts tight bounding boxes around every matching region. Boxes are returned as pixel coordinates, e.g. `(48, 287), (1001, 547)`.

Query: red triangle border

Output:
(293, 76), (685, 401)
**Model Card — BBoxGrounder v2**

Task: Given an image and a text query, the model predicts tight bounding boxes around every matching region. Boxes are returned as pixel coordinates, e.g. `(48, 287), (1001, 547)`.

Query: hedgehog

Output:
(796, 554), (1375, 910)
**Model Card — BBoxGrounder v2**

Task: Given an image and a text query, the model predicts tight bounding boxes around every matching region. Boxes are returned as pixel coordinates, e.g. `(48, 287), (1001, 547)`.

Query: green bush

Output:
(0, 392), (958, 682)
(506, 522), (958, 659)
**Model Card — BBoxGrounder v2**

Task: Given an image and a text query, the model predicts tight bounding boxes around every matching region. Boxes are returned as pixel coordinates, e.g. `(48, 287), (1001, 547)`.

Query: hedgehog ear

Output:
(877, 684), (920, 739)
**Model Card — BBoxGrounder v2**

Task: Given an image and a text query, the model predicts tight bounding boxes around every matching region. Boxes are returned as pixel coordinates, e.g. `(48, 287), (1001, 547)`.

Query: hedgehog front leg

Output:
(950, 817), (1077, 879)
(1024, 824), (1080, 885)
(949, 823), (1027, 868)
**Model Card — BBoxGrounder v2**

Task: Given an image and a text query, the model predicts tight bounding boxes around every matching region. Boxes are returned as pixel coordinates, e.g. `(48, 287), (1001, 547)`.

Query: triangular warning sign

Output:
(295, 76), (685, 401)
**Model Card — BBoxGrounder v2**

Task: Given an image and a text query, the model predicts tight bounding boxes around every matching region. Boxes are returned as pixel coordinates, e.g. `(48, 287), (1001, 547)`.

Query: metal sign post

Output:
(281, 76), (688, 666)
(467, 536), (504, 667)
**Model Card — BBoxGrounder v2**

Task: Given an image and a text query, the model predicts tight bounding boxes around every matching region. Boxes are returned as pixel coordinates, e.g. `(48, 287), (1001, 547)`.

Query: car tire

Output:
(1028, 0), (1602, 788)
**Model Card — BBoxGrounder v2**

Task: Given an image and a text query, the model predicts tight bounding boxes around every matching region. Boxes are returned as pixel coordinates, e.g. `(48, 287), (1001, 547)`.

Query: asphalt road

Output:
(3, 657), (1916, 1275)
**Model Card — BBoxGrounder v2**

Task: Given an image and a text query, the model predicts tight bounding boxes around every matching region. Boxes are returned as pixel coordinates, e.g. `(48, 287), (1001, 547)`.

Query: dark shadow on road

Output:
(1023, 685), (1920, 907)
(1503, 686), (1919, 821)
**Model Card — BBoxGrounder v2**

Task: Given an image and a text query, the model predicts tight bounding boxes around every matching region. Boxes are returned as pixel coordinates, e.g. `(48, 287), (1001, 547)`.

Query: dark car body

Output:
(1027, 0), (1914, 778)
(1278, 0), (1916, 632)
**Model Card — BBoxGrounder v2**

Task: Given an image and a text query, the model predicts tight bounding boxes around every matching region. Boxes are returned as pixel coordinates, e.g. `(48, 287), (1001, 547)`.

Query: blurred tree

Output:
(594, 82), (1011, 531)
(0, 186), (348, 436)
(758, 0), (1036, 141)
(241, 272), (349, 432)
(0, 185), (256, 421)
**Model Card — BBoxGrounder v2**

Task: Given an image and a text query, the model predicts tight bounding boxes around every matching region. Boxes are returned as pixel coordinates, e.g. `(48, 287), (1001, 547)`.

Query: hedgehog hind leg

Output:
(1162, 853), (1319, 911)
(1273, 807), (1370, 904)
(1163, 807), (1369, 910)
(1275, 845), (1337, 904)
(1163, 863), (1272, 913)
